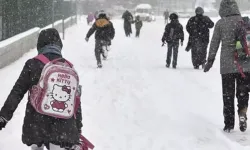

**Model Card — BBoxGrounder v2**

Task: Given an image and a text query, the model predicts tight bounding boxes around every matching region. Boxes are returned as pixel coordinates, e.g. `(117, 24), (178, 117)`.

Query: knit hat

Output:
(195, 7), (204, 15)
(37, 28), (63, 50)
(169, 13), (178, 20)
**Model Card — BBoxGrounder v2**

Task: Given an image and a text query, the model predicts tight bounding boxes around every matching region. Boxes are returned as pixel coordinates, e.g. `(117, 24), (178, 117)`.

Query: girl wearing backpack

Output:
(204, 0), (250, 133)
(0, 28), (85, 150)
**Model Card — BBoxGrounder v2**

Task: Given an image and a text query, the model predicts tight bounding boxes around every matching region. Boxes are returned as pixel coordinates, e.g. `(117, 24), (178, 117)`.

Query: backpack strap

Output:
(34, 54), (50, 64)
(241, 21), (250, 56)
(50, 58), (74, 68)
(238, 20), (250, 56)
(234, 52), (246, 78)
(35, 54), (73, 67)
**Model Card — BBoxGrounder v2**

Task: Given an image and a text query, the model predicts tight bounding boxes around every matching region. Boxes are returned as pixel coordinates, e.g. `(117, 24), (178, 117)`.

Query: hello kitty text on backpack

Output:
(29, 54), (81, 119)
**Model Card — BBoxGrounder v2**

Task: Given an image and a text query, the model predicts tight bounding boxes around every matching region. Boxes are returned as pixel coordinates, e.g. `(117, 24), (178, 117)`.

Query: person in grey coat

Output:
(204, 0), (250, 133)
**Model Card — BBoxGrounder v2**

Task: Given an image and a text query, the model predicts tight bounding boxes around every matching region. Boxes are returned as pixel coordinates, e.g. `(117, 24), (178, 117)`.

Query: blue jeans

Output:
(166, 42), (179, 67)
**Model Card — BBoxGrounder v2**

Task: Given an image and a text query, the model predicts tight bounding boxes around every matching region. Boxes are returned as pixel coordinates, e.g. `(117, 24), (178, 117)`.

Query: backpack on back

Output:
(164, 26), (176, 43)
(235, 17), (250, 58)
(29, 54), (81, 119)
(234, 17), (250, 78)
(164, 22), (183, 43)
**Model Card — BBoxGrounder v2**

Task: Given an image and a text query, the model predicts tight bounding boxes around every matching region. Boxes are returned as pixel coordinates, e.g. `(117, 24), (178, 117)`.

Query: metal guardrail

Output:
(0, 0), (77, 41)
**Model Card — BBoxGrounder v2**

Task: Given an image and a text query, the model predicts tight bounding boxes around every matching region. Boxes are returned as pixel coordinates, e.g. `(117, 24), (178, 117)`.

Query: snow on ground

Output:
(0, 16), (250, 150)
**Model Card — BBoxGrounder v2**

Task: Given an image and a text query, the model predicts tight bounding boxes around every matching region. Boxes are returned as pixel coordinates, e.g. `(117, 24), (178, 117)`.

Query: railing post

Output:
(52, 0), (55, 28)
(62, 15), (65, 40)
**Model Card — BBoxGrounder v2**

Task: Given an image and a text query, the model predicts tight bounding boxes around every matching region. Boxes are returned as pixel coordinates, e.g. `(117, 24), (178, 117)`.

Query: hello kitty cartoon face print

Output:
(52, 84), (71, 102)
(29, 55), (80, 119)
(50, 84), (72, 113)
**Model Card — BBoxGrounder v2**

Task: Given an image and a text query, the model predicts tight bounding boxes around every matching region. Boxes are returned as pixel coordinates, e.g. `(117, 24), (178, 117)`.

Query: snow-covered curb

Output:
(0, 16), (77, 69)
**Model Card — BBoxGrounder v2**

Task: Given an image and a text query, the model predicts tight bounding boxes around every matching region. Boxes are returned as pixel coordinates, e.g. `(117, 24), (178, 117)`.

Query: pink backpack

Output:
(29, 54), (80, 119)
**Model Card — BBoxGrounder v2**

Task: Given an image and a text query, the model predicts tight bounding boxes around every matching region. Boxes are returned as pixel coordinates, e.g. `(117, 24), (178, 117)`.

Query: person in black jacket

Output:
(162, 13), (184, 69)
(122, 10), (133, 37)
(85, 10), (115, 68)
(135, 15), (143, 37)
(0, 28), (83, 150)
(186, 7), (214, 69)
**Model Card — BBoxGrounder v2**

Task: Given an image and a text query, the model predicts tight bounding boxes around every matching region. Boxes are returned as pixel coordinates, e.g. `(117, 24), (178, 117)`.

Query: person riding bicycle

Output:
(85, 10), (115, 68)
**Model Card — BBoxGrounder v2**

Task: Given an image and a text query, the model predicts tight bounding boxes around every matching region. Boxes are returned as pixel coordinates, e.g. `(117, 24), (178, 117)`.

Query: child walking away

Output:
(85, 10), (115, 68)
(162, 13), (184, 69)
(135, 16), (143, 37)
(0, 28), (94, 150)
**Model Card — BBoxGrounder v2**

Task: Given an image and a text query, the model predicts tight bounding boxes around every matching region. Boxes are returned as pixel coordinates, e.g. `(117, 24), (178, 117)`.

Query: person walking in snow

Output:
(204, 0), (250, 133)
(134, 15), (143, 37)
(122, 10), (133, 37)
(162, 13), (184, 69)
(163, 9), (169, 24)
(0, 28), (84, 150)
(87, 12), (95, 25)
(186, 7), (214, 69)
(85, 10), (115, 68)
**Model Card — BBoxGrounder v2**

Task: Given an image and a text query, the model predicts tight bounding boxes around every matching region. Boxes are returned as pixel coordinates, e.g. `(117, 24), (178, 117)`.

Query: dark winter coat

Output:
(135, 19), (143, 30)
(122, 11), (133, 35)
(86, 16), (115, 41)
(122, 10), (133, 23)
(162, 20), (184, 43)
(0, 29), (83, 148)
(206, 0), (250, 74)
(186, 14), (214, 43)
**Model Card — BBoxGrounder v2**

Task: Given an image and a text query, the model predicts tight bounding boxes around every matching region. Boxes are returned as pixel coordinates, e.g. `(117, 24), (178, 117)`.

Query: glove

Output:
(85, 37), (89, 42)
(0, 116), (8, 130)
(161, 37), (166, 43)
(204, 59), (215, 72)
(162, 42), (166, 47)
(185, 44), (192, 52)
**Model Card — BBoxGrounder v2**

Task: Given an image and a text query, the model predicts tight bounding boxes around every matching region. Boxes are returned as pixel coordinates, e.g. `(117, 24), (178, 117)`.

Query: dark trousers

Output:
(221, 73), (250, 128)
(95, 40), (108, 64)
(166, 42), (179, 67)
(191, 40), (208, 67)
(135, 29), (141, 37)
(124, 22), (132, 37)
(165, 17), (168, 24)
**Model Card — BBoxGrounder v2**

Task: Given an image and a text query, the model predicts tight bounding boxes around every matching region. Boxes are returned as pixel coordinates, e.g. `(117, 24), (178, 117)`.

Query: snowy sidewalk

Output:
(0, 17), (250, 150)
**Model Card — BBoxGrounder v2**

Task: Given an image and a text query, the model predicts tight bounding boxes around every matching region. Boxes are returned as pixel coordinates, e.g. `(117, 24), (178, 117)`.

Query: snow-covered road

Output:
(0, 16), (250, 150)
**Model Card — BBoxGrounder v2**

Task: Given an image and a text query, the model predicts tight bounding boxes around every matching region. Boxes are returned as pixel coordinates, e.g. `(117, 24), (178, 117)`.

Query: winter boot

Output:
(194, 66), (199, 69)
(239, 108), (248, 132)
(102, 46), (108, 60)
(202, 63), (205, 69)
(166, 64), (170, 68)
(223, 125), (234, 133)
(239, 116), (247, 132)
(97, 62), (102, 68)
